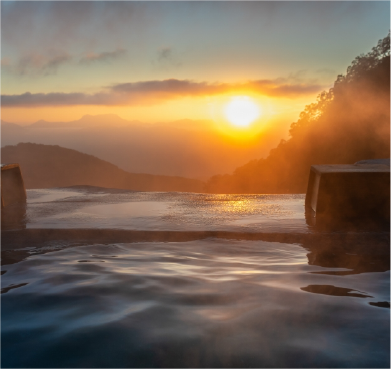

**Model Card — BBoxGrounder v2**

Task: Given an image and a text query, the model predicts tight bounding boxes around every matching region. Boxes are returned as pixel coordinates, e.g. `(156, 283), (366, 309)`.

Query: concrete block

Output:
(1, 163), (27, 208)
(305, 164), (390, 225)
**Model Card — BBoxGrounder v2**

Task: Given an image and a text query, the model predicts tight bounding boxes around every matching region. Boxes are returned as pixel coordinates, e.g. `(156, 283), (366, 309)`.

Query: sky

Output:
(1, 1), (390, 136)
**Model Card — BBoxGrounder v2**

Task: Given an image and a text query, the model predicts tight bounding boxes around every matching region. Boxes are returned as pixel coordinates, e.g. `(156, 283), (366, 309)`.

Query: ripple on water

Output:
(1, 238), (389, 368)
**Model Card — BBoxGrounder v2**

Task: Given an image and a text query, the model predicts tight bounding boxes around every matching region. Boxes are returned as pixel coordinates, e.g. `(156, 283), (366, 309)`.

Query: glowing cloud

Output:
(1, 78), (324, 107)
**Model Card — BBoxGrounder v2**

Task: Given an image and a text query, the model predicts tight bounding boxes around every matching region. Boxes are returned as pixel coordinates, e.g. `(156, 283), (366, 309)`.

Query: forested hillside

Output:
(205, 34), (390, 194)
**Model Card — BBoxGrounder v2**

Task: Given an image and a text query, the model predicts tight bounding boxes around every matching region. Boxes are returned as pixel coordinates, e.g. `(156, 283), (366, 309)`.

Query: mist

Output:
(1, 116), (285, 181)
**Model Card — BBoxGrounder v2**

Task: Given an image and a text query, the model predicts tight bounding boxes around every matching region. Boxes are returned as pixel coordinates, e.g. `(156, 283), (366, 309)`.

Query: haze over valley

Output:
(1, 115), (283, 180)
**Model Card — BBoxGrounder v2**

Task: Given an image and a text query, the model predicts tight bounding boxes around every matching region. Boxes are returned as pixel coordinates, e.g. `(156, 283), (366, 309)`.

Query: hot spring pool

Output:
(1, 187), (389, 367)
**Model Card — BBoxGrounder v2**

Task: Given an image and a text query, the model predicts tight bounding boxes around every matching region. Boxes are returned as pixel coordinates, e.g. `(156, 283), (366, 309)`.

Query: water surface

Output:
(23, 187), (308, 232)
(2, 237), (389, 368)
(1, 187), (389, 367)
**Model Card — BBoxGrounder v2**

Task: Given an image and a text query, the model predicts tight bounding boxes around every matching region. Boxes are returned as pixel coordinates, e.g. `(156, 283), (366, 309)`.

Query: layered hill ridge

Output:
(1, 143), (205, 192)
(4, 114), (140, 129)
(1, 116), (279, 180)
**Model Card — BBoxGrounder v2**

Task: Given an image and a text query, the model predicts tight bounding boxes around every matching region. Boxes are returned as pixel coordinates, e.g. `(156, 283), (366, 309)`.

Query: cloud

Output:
(17, 53), (72, 75)
(152, 47), (182, 69)
(79, 48), (127, 64)
(247, 80), (323, 97)
(110, 79), (225, 96)
(2, 48), (127, 76)
(1, 92), (116, 107)
(157, 47), (172, 61)
(1, 78), (324, 107)
(2, 53), (72, 76)
(1, 2), (150, 56)
(111, 78), (323, 98)
(157, 47), (178, 61)
(0, 0), (374, 54)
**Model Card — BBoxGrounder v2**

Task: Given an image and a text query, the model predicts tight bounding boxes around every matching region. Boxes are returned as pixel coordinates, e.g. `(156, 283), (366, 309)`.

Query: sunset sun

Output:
(224, 96), (260, 127)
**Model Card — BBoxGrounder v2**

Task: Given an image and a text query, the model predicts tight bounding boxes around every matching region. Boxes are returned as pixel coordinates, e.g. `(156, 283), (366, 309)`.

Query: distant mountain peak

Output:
(23, 114), (133, 129)
(77, 114), (131, 126)
(78, 114), (127, 122)
(79, 114), (125, 120)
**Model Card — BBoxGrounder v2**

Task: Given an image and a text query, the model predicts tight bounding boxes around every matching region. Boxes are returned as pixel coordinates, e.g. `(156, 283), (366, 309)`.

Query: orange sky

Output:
(1, 1), (389, 139)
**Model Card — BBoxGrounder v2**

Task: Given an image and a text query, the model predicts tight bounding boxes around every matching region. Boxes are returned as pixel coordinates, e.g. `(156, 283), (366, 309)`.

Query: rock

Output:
(1, 164), (27, 208)
(305, 163), (390, 226)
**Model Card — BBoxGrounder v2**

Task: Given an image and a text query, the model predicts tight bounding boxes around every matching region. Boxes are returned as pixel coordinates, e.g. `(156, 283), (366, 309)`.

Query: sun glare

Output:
(224, 96), (260, 127)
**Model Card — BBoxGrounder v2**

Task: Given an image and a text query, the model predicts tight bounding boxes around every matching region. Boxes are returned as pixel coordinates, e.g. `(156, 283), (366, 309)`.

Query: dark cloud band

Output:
(1, 78), (324, 107)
